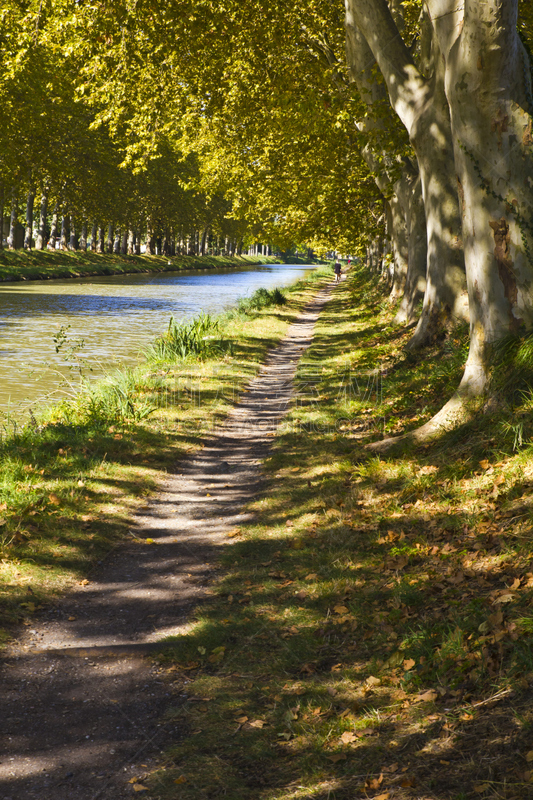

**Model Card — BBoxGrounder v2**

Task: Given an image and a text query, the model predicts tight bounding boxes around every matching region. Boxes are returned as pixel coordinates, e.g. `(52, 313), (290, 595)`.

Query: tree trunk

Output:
(35, 191), (48, 250)
(0, 182), (4, 250)
(113, 230), (121, 254)
(7, 191), (17, 250)
(127, 229), (135, 255)
(200, 227), (208, 256)
(90, 222), (97, 252)
(106, 223), (114, 253)
(121, 230), (128, 254)
(145, 219), (154, 254)
(387, 183), (409, 301)
(393, 174), (427, 324)
(69, 218), (78, 251)
(345, 0), (469, 347)
(24, 188), (35, 249)
(60, 215), (69, 250)
(96, 227), (104, 253)
(431, 0), (533, 397)
(80, 221), (88, 252)
(47, 204), (59, 250)
(369, 0), (533, 448)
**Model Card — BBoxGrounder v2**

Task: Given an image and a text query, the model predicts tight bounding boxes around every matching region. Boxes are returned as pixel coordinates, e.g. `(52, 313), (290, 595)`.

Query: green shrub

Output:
(237, 286), (287, 313)
(147, 313), (223, 362)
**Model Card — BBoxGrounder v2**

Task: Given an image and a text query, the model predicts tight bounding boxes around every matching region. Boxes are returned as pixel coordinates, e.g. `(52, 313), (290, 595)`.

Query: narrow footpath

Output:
(0, 281), (335, 800)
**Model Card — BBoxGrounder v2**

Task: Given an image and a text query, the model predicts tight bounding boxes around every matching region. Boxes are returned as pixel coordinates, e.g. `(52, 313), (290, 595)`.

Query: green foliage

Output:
(237, 286), (287, 314)
(147, 313), (223, 363)
(80, 368), (157, 425)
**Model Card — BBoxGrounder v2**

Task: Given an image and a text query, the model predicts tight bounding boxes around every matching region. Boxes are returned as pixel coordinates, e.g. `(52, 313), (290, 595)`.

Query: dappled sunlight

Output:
(144, 270), (533, 799)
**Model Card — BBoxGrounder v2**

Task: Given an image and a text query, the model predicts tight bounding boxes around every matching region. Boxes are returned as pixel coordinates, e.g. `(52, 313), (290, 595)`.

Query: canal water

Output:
(0, 264), (313, 417)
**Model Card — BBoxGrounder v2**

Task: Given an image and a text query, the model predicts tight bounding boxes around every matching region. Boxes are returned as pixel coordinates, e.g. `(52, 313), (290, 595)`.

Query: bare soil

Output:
(0, 282), (334, 800)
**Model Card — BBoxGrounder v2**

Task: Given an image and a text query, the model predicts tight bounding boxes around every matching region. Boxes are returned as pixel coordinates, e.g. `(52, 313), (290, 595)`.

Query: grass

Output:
(0, 250), (282, 283)
(131, 266), (533, 800)
(147, 313), (225, 362)
(0, 265), (332, 629)
(237, 286), (288, 313)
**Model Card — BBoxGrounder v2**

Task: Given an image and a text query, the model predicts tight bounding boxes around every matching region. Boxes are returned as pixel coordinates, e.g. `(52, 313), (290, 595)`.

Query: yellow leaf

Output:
(174, 776), (187, 784)
(340, 731), (356, 744)
(474, 783), (490, 793)
(479, 460), (491, 470)
(403, 658), (416, 671)
(145, 538), (155, 544)
(133, 785), (148, 793)
(48, 494), (61, 506)
(493, 593), (514, 604)
(249, 719), (266, 728)
(68, 616), (77, 621)
(333, 605), (349, 614)
(78, 579), (90, 586)
(305, 573), (318, 580)
(416, 689), (438, 702)
(235, 716), (249, 724)
(366, 676), (381, 687)
(526, 750), (533, 762)
(375, 794), (390, 800)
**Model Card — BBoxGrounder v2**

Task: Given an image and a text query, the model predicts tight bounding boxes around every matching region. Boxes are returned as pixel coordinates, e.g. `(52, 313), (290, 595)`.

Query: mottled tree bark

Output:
(430, 0), (533, 397)
(35, 191), (48, 250)
(24, 188), (35, 249)
(47, 204), (59, 250)
(394, 174), (427, 324)
(7, 191), (18, 250)
(69, 218), (78, 251)
(0, 183), (4, 250)
(96, 227), (105, 253)
(80, 221), (88, 252)
(60, 215), (69, 250)
(345, 0), (468, 347)
(106, 223), (114, 253)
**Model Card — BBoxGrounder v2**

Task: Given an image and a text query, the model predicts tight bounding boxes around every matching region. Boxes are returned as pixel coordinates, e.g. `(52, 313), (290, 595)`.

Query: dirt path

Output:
(0, 281), (334, 800)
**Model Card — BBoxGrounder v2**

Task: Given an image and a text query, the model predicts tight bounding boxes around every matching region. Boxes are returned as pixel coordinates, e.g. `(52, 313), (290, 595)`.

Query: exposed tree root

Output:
(366, 392), (474, 453)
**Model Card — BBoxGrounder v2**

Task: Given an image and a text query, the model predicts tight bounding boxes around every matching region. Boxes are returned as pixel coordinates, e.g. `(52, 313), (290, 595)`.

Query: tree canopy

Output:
(2, 0), (533, 428)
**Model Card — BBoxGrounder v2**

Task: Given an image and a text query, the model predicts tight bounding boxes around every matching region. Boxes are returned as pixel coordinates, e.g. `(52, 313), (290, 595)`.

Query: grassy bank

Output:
(0, 251), (282, 283)
(0, 267), (332, 630)
(142, 268), (533, 800)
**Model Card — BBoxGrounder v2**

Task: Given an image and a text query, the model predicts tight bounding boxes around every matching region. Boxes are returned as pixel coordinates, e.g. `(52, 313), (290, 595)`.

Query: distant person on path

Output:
(334, 260), (342, 282)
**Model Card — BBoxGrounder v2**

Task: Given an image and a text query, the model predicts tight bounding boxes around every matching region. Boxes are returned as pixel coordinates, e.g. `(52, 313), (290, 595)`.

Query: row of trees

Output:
(3, 0), (533, 428)
(0, 1), (286, 257)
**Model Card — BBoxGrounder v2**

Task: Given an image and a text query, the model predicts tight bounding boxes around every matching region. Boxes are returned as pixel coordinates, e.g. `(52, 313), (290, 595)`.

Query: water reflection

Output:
(0, 264), (313, 414)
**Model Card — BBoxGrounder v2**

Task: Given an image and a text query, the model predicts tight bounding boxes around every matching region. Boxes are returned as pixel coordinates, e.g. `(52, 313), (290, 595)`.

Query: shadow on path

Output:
(0, 281), (336, 800)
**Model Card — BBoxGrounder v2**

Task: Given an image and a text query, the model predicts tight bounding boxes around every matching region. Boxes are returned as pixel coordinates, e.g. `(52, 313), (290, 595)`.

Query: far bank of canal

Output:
(0, 264), (314, 415)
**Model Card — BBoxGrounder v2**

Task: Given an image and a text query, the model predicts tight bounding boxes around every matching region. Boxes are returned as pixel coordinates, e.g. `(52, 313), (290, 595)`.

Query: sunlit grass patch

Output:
(0, 270), (329, 625)
(147, 267), (533, 799)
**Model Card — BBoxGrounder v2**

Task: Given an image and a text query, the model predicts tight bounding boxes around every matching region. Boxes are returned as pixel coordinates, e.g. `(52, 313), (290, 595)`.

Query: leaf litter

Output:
(137, 272), (533, 798)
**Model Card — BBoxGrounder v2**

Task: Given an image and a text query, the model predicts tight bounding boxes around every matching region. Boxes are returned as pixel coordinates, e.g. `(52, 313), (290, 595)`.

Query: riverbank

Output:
(140, 268), (533, 800)
(4, 265), (533, 798)
(0, 266), (332, 630)
(0, 251), (313, 283)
